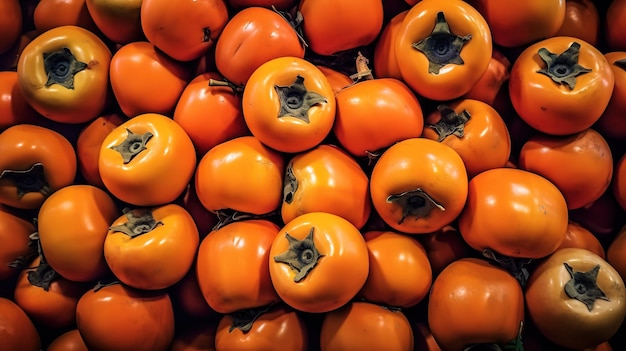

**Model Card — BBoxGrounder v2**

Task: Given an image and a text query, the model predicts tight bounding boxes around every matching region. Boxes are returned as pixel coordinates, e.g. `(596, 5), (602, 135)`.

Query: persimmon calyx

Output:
(536, 42), (591, 90)
(613, 58), (626, 71)
(229, 304), (273, 333)
(413, 11), (471, 74)
(275, 75), (327, 123)
(273, 227), (324, 282)
(27, 261), (60, 291)
(213, 209), (277, 231)
(110, 128), (153, 164)
(93, 279), (121, 292)
(282, 163), (298, 205)
(43, 47), (88, 89)
(386, 188), (445, 224)
(482, 248), (531, 288)
(272, 5), (308, 49)
(427, 104), (471, 142)
(0, 162), (51, 199)
(109, 207), (163, 238)
(563, 262), (609, 311)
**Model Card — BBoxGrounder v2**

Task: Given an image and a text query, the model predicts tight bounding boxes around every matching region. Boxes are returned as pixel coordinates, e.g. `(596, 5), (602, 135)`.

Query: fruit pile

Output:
(1, 0), (626, 350)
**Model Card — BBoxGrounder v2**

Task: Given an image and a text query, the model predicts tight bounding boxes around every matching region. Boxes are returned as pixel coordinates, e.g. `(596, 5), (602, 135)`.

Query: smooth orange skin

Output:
(316, 65), (353, 94)
(596, 52), (626, 140)
(458, 167), (568, 259)
(608, 225), (626, 283)
(418, 225), (471, 276)
(76, 113), (126, 188)
(0, 297), (41, 351)
(281, 144), (371, 230)
(109, 41), (192, 118)
(614, 153), (626, 212)
(428, 257), (525, 351)
(0, 71), (43, 130)
(194, 136), (285, 215)
(76, 283), (175, 351)
(0, 124), (77, 209)
(141, 0), (229, 62)
(37, 185), (118, 282)
(333, 78), (424, 158)
(215, 305), (308, 351)
(605, 0), (626, 51)
(519, 128), (613, 210)
(554, 0), (599, 46)
(269, 212), (369, 313)
(17, 25), (112, 124)
(170, 322), (217, 351)
(215, 7), (305, 86)
(526, 248), (626, 349)
(468, 0), (565, 48)
(85, 0), (144, 44)
(320, 301), (414, 351)
(359, 230), (432, 308)
(14, 257), (88, 329)
(395, 0), (492, 101)
(48, 330), (89, 351)
(462, 48), (511, 105)
(0, 208), (34, 281)
(412, 322), (443, 351)
(370, 138), (468, 234)
(33, 0), (99, 34)
(298, 0), (383, 56)
(557, 221), (606, 259)
(509, 36), (615, 136)
(0, 0), (22, 54)
(243, 56), (336, 154)
(99, 113), (197, 206)
(173, 72), (249, 157)
(422, 99), (511, 178)
(373, 10), (407, 80)
(196, 219), (280, 314)
(104, 204), (199, 290)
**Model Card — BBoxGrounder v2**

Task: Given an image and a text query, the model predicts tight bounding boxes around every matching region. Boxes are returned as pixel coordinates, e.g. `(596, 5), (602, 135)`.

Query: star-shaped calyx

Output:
(386, 188), (445, 225)
(273, 227), (324, 282)
(426, 104), (472, 142)
(43, 47), (88, 89)
(110, 128), (153, 164)
(0, 162), (51, 199)
(413, 11), (472, 74)
(282, 163), (298, 205)
(109, 208), (163, 238)
(274, 75), (327, 123)
(563, 262), (609, 311)
(536, 42), (591, 90)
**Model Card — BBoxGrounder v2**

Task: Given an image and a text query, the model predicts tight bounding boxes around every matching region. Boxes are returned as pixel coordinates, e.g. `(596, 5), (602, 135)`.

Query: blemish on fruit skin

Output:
(538, 205), (547, 215)
(540, 106), (547, 111)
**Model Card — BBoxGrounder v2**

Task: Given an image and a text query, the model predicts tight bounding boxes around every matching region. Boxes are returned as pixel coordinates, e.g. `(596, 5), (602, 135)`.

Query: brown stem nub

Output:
(273, 227), (324, 282)
(229, 304), (273, 333)
(427, 104), (471, 142)
(109, 207), (163, 238)
(282, 163), (298, 205)
(275, 75), (327, 123)
(43, 47), (88, 89)
(349, 51), (374, 82)
(386, 188), (445, 225)
(93, 279), (121, 292)
(208, 78), (244, 94)
(109, 128), (153, 164)
(536, 42), (591, 90)
(412, 11), (471, 74)
(564, 262), (609, 311)
(0, 163), (51, 199)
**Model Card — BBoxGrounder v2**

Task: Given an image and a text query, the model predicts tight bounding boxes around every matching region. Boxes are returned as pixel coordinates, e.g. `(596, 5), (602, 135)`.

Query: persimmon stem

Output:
(228, 304), (273, 333)
(350, 51), (374, 82)
(536, 41), (591, 90)
(274, 75), (327, 122)
(109, 207), (163, 238)
(0, 163), (51, 199)
(563, 263), (609, 311)
(208, 78), (244, 94)
(482, 248), (531, 288)
(426, 104), (471, 142)
(386, 188), (445, 224)
(43, 47), (88, 89)
(273, 227), (324, 282)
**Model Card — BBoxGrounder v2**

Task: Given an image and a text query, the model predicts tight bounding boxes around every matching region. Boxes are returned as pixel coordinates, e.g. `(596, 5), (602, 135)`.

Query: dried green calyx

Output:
(43, 47), (88, 89)
(273, 227), (324, 282)
(536, 42), (591, 90)
(413, 11), (471, 74)
(386, 188), (445, 224)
